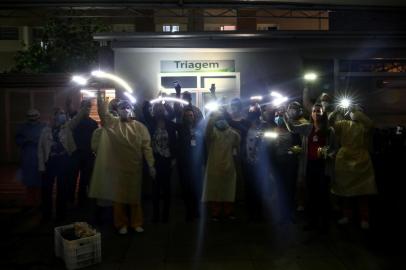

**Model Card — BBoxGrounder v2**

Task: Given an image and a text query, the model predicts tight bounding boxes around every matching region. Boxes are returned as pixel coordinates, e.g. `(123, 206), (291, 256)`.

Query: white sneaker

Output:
(135, 226), (144, 233)
(360, 221), (370, 230)
(337, 217), (349, 225)
(119, 227), (128, 235)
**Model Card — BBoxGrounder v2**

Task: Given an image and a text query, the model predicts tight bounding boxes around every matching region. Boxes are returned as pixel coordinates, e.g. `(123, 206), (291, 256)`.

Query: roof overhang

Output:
(1, 1), (406, 10)
(94, 31), (406, 50)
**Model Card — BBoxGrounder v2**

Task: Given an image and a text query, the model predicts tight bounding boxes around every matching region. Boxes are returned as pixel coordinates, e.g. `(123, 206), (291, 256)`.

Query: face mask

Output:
(56, 114), (67, 125)
(118, 108), (132, 120)
(274, 116), (284, 127)
(215, 119), (228, 131)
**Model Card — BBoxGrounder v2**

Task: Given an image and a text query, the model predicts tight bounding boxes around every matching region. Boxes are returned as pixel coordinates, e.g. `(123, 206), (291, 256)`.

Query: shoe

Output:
(228, 215), (236, 220)
(297, 205), (305, 212)
(211, 217), (219, 222)
(135, 226), (144, 233)
(119, 227), (128, 235)
(360, 221), (370, 230)
(337, 217), (349, 225)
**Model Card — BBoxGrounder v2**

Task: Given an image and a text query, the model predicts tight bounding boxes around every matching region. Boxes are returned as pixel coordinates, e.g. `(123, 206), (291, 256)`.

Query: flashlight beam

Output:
(205, 101), (220, 112)
(91, 70), (133, 93)
(264, 131), (279, 139)
(270, 91), (282, 98)
(273, 97), (288, 107)
(124, 92), (137, 104)
(150, 96), (189, 105)
(304, 72), (318, 81)
(339, 98), (351, 109)
(72, 75), (88, 86)
(80, 89), (96, 97)
(250, 96), (263, 101)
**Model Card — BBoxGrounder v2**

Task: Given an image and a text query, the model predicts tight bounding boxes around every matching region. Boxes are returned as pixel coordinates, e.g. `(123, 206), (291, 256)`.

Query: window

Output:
(339, 59), (406, 73)
(163, 25), (180, 33)
(161, 76), (197, 89)
(0, 27), (19, 40)
(220, 25), (236, 31)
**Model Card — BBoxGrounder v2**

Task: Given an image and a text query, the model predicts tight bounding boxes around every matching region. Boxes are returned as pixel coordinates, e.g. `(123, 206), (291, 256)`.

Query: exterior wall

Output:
(112, 46), (406, 128)
(113, 48), (303, 101)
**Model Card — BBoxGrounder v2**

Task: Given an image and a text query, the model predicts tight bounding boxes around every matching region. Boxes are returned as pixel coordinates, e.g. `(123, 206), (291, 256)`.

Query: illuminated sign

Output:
(161, 60), (235, 73)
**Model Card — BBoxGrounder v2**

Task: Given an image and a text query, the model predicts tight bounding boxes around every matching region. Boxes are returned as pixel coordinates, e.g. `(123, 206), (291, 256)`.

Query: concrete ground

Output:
(0, 165), (403, 270)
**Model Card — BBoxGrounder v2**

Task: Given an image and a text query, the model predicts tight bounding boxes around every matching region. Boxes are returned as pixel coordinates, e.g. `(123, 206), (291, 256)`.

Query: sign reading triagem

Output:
(161, 60), (235, 73)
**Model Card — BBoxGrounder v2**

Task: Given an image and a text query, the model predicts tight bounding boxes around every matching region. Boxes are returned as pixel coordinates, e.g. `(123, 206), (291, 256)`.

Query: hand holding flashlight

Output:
(174, 81), (181, 96)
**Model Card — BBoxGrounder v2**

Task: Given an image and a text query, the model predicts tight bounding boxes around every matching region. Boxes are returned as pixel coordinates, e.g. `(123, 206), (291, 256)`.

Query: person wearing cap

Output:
(332, 109), (377, 230)
(15, 109), (46, 210)
(270, 107), (302, 224)
(203, 111), (240, 221)
(89, 91), (155, 235)
(142, 101), (177, 223)
(286, 101), (308, 212)
(68, 100), (98, 206)
(238, 103), (270, 222)
(89, 98), (121, 225)
(38, 102), (91, 222)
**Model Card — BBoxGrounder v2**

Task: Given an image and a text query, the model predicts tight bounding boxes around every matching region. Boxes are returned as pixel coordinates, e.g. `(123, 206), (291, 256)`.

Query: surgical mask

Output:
(215, 119), (228, 131)
(56, 114), (67, 125)
(274, 116), (284, 127)
(118, 108), (132, 120)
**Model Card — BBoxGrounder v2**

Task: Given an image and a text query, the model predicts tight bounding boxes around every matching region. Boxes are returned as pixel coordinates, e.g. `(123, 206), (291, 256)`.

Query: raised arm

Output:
(66, 100), (91, 130)
(97, 90), (115, 127)
(283, 113), (313, 137)
(303, 87), (314, 115)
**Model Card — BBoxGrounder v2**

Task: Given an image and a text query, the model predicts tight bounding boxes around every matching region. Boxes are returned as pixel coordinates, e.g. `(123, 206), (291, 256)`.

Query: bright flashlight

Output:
(80, 89), (96, 98)
(150, 96), (189, 105)
(304, 72), (318, 81)
(270, 91), (282, 98)
(91, 70), (133, 93)
(339, 98), (351, 109)
(124, 92), (137, 104)
(264, 131), (279, 139)
(250, 96), (263, 101)
(72, 75), (88, 86)
(270, 91), (288, 107)
(205, 101), (220, 112)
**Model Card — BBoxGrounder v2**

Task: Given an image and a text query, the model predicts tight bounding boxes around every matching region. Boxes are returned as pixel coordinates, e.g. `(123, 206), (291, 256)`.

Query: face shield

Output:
(117, 101), (133, 120)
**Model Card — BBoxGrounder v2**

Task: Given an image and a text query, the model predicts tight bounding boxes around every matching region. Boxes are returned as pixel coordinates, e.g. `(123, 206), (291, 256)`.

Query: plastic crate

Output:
(55, 223), (102, 270)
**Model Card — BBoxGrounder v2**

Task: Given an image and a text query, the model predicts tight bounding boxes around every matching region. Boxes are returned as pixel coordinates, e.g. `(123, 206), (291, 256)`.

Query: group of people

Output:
(15, 85), (377, 235)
